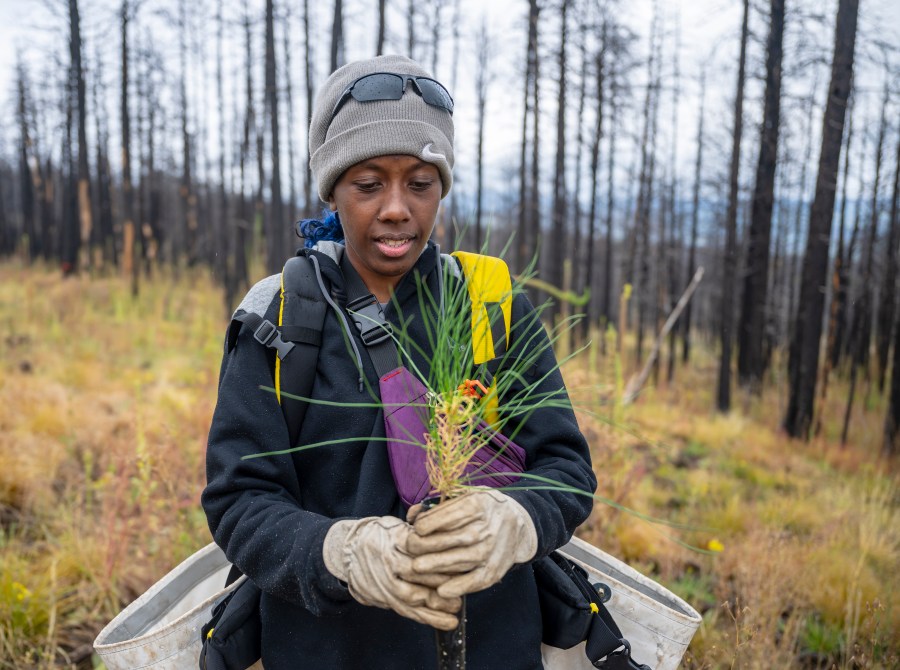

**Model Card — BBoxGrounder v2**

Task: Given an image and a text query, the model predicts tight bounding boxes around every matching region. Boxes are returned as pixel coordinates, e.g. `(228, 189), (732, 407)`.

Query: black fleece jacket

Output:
(202, 242), (596, 670)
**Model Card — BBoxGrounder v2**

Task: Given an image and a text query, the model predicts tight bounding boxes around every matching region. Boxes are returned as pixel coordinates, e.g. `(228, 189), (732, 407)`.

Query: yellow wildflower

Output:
(707, 539), (725, 553)
(13, 582), (32, 601)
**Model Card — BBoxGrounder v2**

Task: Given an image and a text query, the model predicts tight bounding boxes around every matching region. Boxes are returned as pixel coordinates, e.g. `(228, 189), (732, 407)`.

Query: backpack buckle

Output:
(253, 319), (295, 360)
(347, 295), (393, 347)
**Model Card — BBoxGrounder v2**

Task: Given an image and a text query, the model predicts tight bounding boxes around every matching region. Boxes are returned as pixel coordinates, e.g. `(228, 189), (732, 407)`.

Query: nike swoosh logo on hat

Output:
(421, 143), (446, 163)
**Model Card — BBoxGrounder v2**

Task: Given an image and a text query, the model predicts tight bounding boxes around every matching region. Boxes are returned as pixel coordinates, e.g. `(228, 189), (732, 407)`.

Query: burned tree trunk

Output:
(265, 0), (285, 274)
(586, 23), (606, 337)
(217, 0), (233, 308)
(681, 65), (706, 363)
(92, 59), (115, 269)
(717, 0), (749, 412)
(828, 91), (854, 369)
(121, 0), (138, 291)
(631, 8), (660, 365)
(331, 0), (344, 73)
(473, 19), (490, 251)
(572, 17), (588, 309)
(549, 0), (570, 322)
(528, 0), (542, 293)
(737, 0), (784, 391)
(304, 0), (315, 214)
(876, 120), (900, 394)
(885, 303), (900, 455)
(377, 0), (386, 55)
(603, 55), (617, 334)
(516, 0), (540, 273)
(66, 0), (92, 274)
(784, 0), (859, 439)
(16, 61), (37, 261)
(178, 0), (197, 266)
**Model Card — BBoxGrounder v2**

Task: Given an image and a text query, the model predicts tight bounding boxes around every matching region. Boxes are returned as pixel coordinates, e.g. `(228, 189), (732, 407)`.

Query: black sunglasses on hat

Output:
(328, 72), (454, 130)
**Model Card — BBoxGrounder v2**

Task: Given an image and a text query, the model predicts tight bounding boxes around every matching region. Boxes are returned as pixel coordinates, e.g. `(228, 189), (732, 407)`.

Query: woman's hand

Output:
(405, 490), (538, 598)
(323, 517), (462, 630)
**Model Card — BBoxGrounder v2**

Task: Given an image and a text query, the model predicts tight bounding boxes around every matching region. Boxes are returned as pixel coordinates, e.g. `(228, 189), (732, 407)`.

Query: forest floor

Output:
(0, 261), (897, 669)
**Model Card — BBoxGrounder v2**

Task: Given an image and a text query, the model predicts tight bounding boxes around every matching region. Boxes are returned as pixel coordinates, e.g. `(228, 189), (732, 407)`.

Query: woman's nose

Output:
(378, 184), (412, 223)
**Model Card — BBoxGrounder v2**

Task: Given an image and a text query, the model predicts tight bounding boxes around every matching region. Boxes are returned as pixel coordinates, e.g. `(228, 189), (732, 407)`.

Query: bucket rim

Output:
(563, 536), (702, 627)
(93, 542), (233, 654)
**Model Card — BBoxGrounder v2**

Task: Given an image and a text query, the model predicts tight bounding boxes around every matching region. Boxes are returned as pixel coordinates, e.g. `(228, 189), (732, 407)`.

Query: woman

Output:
(202, 54), (596, 669)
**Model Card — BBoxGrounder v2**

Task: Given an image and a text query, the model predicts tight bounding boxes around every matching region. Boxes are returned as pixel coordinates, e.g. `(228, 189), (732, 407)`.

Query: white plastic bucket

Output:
(95, 538), (699, 670)
(542, 536), (703, 670)
(93, 543), (263, 670)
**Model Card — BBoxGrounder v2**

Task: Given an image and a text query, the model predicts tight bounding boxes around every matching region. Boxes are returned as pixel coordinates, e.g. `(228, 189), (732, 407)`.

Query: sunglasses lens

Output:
(350, 73), (405, 103)
(416, 79), (454, 113)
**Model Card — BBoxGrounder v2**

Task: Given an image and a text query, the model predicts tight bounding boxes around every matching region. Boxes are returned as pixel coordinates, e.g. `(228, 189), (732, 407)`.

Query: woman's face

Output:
(328, 155), (442, 302)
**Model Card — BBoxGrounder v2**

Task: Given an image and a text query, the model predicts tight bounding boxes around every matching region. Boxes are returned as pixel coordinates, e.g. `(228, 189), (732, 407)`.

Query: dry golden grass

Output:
(565, 332), (899, 670)
(0, 262), (224, 668)
(0, 265), (897, 669)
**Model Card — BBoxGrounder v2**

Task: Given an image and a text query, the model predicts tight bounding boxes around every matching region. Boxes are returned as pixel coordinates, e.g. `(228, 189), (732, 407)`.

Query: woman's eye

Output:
(411, 180), (434, 191)
(355, 182), (380, 192)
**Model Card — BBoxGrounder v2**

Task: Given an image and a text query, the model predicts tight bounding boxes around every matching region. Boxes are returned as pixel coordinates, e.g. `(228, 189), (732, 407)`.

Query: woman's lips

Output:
(375, 237), (414, 258)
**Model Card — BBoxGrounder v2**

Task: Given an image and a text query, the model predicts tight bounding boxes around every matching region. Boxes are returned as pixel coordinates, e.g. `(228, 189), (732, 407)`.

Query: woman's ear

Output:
(327, 195), (337, 212)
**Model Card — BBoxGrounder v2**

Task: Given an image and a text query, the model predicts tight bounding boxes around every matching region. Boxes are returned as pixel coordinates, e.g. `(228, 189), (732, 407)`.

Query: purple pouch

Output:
(380, 366), (526, 506)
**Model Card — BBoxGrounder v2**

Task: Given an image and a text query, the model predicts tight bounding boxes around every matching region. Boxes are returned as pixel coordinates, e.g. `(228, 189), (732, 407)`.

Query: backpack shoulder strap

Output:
(277, 254), (329, 449)
(225, 256), (327, 450)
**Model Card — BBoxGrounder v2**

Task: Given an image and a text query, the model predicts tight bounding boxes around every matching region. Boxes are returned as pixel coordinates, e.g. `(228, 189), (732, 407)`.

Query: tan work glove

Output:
(322, 516), (461, 630)
(406, 489), (538, 598)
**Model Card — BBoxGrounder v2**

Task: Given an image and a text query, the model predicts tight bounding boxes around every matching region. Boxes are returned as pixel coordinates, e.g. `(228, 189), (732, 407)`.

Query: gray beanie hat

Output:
(309, 55), (454, 202)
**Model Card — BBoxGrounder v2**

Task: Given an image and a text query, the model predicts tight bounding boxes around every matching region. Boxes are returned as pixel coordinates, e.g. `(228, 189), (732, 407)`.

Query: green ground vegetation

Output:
(0, 263), (897, 669)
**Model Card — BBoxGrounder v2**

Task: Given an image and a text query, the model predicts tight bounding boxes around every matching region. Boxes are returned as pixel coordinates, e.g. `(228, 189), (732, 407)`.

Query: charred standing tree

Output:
(548, 0), (569, 321)
(217, 0), (234, 309)
(473, 19), (490, 251)
(586, 22), (606, 338)
(283, 6), (297, 230)
(91, 58), (115, 268)
(886, 300), (900, 455)
(603, 47), (617, 335)
(737, 0), (784, 391)
(429, 0), (443, 76)
(817, 91), (855, 436)
(265, 0), (285, 274)
(444, 0), (461, 248)
(716, 0), (749, 413)
(64, 0), (92, 274)
(665, 19), (682, 384)
(528, 0), (542, 282)
(331, 0), (344, 73)
(376, 0), (386, 55)
(407, 0), (415, 59)
(178, 0), (198, 266)
(304, 0), (315, 214)
(571, 16), (588, 303)
(784, 0), (859, 439)
(841, 209), (877, 444)
(236, 5), (256, 299)
(828, 91), (854, 369)
(16, 62), (37, 261)
(629, 7), (660, 364)
(859, 83), (890, 380)
(121, 0), (138, 292)
(516, 0), (540, 273)
(681, 70), (706, 364)
(876, 121), (900, 394)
